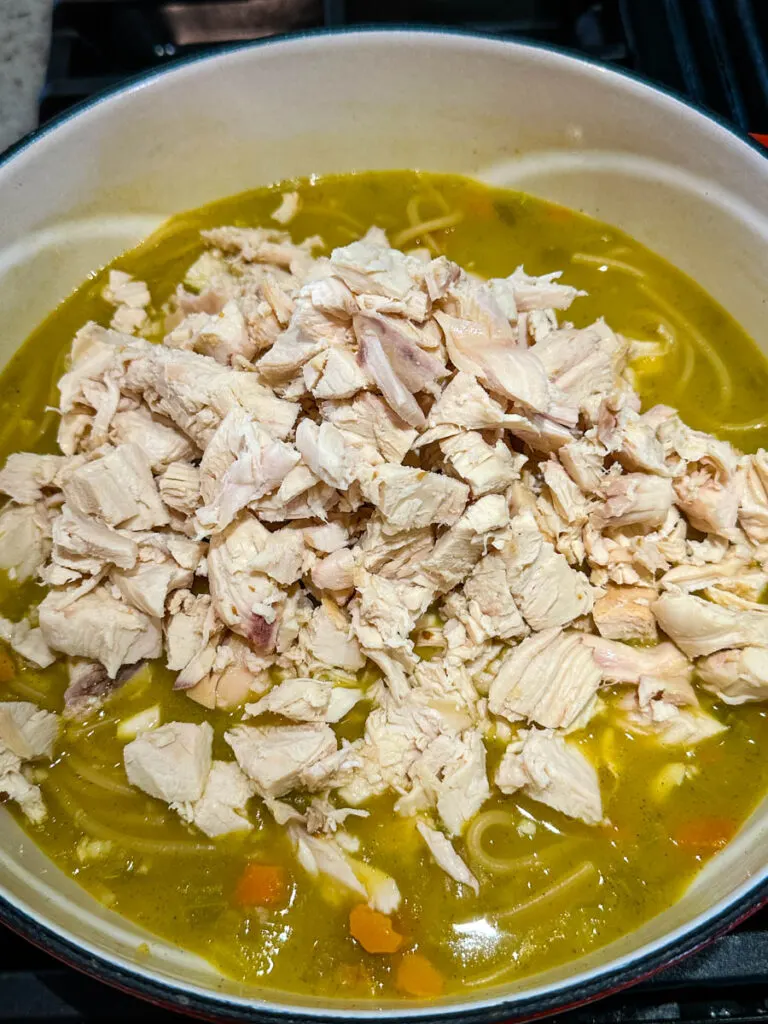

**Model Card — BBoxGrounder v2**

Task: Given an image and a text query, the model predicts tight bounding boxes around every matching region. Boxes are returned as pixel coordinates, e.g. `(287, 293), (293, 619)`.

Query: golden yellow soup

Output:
(2, 171), (768, 1001)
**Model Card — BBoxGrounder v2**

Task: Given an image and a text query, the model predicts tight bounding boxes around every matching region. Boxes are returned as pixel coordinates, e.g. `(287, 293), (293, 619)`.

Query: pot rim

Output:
(1, 25), (767, 1022)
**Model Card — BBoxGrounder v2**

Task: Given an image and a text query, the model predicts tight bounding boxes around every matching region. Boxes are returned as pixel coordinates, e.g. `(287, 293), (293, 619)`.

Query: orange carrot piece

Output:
(235, 863), (289, 908)
(349, 904), (403, 954)
(396, 952), (445, 999)
(674, 817), (738, 851)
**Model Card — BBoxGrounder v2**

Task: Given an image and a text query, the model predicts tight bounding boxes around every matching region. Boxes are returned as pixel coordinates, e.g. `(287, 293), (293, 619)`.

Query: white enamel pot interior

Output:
(1, 28), (767, 1023)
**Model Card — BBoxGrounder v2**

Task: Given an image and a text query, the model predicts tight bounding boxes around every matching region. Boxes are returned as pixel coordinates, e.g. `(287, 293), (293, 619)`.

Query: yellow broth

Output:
(2, 170), (768, 1000)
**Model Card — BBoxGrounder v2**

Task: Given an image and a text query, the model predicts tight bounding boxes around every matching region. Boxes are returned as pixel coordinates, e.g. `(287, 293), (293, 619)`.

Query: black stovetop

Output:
(11, 0), (767, 1020)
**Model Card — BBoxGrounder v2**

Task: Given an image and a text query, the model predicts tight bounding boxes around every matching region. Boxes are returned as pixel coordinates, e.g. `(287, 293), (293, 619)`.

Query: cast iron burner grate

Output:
(13, 0), (768, 1020)
(39, 0), (768, 134)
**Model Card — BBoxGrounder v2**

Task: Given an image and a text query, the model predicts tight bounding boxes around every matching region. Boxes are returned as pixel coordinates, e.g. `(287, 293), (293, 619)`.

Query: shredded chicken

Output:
(1, 219), (764, 902)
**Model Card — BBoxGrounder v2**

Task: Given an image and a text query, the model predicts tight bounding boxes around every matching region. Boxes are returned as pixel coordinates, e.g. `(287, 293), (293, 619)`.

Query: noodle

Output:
(64, 755), (141, 797)
(466, 810), (544, 874)
(5, 675), (52, 703)
(392, 211), (464, 249)
(572, 252), (645, 279)
(638, 283), (733, 411)
(52, 787), (215, 855)
(493, 861), (598, 924)
(715, 413), (768, 434)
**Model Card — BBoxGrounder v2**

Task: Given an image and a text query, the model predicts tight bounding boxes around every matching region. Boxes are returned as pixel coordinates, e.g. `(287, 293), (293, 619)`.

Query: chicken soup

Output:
(1, 171), (768, 1001)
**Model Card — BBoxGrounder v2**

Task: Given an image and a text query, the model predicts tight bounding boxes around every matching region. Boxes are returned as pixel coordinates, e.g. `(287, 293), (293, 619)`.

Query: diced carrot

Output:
(395, 952), (445, 999)
(0, 649), (15, 684)
(234, 863), (289, 908)
(349, 903), (403, 954)
(674, 817), (738, 851)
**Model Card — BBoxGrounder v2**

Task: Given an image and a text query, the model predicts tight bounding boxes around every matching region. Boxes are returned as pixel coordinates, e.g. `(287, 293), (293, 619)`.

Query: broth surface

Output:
(2, 171), (768, 1000)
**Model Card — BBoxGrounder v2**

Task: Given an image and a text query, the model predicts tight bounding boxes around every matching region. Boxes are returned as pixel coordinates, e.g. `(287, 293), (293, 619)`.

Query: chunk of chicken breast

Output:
(653, 592), (768, 658)
(496, 728), (603, 825)
(489, 628), (602, 730)
(225, 723), (339, 798)
(124, 721), (213, 804)
(697, 647), (768, 705)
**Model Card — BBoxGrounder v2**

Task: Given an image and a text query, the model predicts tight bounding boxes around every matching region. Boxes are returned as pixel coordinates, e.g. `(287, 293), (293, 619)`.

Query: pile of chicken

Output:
(1, 209), (767, 908)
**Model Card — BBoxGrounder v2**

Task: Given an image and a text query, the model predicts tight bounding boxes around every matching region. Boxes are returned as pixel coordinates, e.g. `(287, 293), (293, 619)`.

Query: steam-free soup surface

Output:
(2, 171), (768, 1002)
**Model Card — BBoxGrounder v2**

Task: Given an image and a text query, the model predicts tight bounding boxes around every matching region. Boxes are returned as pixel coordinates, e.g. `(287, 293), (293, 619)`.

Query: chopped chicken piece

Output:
(408, 728), (491, 835)
(352, 569), (432, 654)
(39, 585), (162, 678)
(225, 723), (338, 798)
(357, 515), (433, 584)
(109, 406), (197, 471)
(51, 505), (138, 576)
(322, 392), (416, 464)
(290, 823), (402, 912)
(362, 464), (468, 530)
(102, 269), (150, 310)
(499, 511), (593, 630)
(165, 300), (256, 365)
(422, 494), (509, 594)
(354, 313), (447, 427)
(435, 310), (561, 421)
(504, 266), (582, 312)
(416, 821), (479, 893)
(541, 460), (589, 524)
(246, 678), (363, 723)
(302, 601), (365, 671)
(739, 450), (768, 544)
(0, 616), (56, 668)
(110, 547), (192, 619)
(697, 647), (768, 705)
(445, 553), (527, 643)
(440, 432), (525, 497)
(583, 635), (692, 688)
(330, 237), (428, 320)
(124, 721), (213, 804)
(185, 760), (256, 837)
(533, 320), (627, 421)
(496, 728), (603, 825)
(295, 418), (360, 490)
(675, 466), (742, 537)
(207, 514), (299, 645)
(304, 346), (369, 400)
(0, 702), (59, 759)
(0, 452), (75, 504)
(617, 689), (726, 747)
(489, 628), (602, 730)
(164, 591), (219, 676)
(197, 408), (299, 532)
(63, 659), (141, 718)
(592, 473), (674, 532)
(0, 746), (47, 823)
(63, 443), (169, 531)
(559, 436), (606, 494)
(653, 592), (768, 658)
(415, 371), (508, 447)
(158, 461), (201, 516)
(0, 502), (51, 582)
(311, 548), (355, 592)
(0, 704), (59, 823)
(302, 521), (349, 554)
(125, 344), (298, 447)
(593, 585), (658, 642)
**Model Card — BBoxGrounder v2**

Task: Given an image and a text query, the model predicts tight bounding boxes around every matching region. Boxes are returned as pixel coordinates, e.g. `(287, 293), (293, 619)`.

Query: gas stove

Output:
(10, 1), (768, 1020)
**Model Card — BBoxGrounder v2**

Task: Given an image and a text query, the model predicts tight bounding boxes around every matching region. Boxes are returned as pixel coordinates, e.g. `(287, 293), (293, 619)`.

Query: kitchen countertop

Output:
(0, 0), (51, 153)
